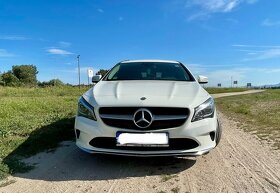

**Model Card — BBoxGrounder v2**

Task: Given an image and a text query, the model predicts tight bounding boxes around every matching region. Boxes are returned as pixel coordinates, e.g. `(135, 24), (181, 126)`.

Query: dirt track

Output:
(1, 90), (280, 193)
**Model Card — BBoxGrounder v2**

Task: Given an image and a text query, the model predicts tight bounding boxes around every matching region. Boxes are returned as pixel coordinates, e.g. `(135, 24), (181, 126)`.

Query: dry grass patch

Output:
(216, 89), (280, 149)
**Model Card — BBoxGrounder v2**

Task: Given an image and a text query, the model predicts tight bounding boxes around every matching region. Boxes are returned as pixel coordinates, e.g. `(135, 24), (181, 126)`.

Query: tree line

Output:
(0, 65), (64, 87)
(0, 65), (109, 87)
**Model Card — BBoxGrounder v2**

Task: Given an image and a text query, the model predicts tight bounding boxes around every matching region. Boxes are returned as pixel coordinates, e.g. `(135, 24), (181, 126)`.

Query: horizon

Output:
(1, 0), (280, 87)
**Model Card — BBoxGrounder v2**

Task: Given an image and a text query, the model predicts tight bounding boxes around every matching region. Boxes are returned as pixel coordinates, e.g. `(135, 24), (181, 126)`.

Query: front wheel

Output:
(215, 119), (222, 146)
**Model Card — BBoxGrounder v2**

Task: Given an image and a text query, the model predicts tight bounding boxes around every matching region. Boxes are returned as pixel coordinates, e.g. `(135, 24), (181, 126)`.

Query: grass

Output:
(0, 179), (16, 188)
(0, 86), (88, 179)
(205, 87), (251, 94)
(216, 89), (280, 149)
(171, 187), (180, 193)
(160, 174), (178, 182)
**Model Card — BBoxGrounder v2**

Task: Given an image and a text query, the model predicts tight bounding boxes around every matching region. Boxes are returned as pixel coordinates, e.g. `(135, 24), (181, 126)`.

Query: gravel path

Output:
(211, 89), (265, 98)
(1, 90), (279, 193)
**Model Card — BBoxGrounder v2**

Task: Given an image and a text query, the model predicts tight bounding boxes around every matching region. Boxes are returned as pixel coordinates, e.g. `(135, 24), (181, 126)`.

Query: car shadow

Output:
(3, 118), (196, 182)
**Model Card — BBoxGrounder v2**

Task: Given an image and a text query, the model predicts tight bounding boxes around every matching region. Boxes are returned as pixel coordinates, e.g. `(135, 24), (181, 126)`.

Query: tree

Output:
(0, 73), (4, 86)
(1, 71), (21, 87)
(38, 79), (65, 87)
(12, 65), (38, 86)
(96, 69), (109, 77)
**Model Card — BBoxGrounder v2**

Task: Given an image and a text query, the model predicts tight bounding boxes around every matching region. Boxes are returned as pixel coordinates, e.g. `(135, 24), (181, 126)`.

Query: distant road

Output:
(212, 89), (265, 98)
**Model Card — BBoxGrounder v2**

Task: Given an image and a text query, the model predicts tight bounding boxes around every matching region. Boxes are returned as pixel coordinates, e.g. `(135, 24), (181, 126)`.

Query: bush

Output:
(12, 65), (38, 86)
(38, 79), (65, 87)
(1, 72), (21, 87)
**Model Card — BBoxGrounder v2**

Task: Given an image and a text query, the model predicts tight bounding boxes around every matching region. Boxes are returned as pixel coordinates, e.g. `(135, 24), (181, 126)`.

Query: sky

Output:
(0, 0), (280, 86)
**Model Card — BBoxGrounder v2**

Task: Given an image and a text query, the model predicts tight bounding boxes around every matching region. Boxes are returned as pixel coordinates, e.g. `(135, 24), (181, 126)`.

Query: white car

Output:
(75, 60), (221, 156)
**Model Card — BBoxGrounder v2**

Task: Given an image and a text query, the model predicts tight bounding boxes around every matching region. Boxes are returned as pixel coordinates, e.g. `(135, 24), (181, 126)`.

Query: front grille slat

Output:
(99, 114), (133, 120)
(99, 107), (189, 130)
(153, 115), (188, 120)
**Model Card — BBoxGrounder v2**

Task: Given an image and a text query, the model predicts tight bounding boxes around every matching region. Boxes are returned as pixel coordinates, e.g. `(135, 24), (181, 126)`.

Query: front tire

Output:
(215, 119), (222, 146)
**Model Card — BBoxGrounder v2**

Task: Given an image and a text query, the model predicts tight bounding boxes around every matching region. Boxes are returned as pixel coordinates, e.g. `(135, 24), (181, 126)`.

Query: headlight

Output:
(77, 97), (97, 121)
(192, 97), (215, 122)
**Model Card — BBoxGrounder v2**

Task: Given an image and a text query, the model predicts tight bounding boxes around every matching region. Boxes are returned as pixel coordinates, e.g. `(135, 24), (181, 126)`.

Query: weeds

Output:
(206, 87), (250, 94)
(160, 174), (178, 182)
(216, 89), (280, 149)
(0, 86), (88, 179)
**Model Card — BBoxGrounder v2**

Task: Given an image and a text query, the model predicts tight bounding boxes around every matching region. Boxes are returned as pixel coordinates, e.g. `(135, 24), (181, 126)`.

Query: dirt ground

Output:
(1, 90), (279, 193)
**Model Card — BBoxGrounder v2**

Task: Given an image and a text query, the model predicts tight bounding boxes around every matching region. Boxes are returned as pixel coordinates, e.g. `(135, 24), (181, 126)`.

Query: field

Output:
(0, 86), (88, 179)
(215, 89), (280, 149)
(205, 87), (251, 94)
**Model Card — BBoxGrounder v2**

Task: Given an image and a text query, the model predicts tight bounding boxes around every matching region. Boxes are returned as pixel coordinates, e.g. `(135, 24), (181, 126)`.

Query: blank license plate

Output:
(116, 132), (169, 147)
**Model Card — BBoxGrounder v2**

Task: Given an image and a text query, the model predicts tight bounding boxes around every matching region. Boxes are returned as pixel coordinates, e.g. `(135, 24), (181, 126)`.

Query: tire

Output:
(215, 119), (222, 146)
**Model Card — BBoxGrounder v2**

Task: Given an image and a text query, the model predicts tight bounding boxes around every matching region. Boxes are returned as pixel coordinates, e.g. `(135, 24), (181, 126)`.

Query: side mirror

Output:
(198, 75), (208, 84)
(92, 75), (102, 83)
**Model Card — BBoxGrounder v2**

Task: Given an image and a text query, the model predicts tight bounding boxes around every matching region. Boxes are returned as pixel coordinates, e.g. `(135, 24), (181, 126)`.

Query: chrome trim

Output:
(99, 114), (187, 121)
(99, 114), (133, 120)
(77, 144), (212, 157)
(153, 115), (187, 120)
(133, 108), (153, 128)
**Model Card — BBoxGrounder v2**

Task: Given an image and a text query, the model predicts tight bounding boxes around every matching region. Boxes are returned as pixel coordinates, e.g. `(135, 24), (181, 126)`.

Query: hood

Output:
(83, 80), (210, 108)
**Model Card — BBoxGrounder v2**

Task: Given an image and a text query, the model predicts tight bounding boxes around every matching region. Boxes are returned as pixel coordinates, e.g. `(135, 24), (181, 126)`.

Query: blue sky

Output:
(0, 0), (280, 86)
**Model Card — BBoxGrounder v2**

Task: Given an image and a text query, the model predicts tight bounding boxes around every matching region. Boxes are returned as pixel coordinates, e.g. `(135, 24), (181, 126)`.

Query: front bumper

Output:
(74, 111), (219, 157)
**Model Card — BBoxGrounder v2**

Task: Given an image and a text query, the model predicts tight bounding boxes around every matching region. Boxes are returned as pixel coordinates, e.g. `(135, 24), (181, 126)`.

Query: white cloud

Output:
(262, 19), (280, 27)
(186, 0), (258, 21)
(185, 62), (280, 86)
(0, 35), (27, 40)
(187, 11), (210, 21)
(232, 45), (280, 60)
(243, 49), (280, 61)
(47, 48), (73, 55)
(59, 41), (71, 48)
(232, 44), (280, 48)
(97, 8), (104, 13)
(0, 49), (15, 57)
(206, 68), (248, 86)
(261, 68), (280, 73)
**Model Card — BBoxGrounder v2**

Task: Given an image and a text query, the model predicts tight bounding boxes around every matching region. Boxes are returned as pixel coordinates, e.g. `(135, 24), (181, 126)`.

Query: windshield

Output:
(105, 62), (195, 81)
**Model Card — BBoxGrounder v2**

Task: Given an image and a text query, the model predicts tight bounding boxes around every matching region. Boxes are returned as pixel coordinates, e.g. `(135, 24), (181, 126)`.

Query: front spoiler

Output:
(77, 144), (212, 157)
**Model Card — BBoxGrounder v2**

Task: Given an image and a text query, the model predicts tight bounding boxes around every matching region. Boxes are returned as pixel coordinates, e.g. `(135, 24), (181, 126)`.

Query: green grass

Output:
(216, 89), (280, 149)
(205, 87), (251, 94)
(0, 86), (88, 179)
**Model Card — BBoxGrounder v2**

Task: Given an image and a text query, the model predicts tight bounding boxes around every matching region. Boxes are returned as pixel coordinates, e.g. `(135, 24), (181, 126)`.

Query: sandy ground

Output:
(1, 90), (280, 193)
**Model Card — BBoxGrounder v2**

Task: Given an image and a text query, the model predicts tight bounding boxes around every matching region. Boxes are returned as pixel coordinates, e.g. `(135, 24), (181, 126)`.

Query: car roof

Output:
(120, 59), (180, 64)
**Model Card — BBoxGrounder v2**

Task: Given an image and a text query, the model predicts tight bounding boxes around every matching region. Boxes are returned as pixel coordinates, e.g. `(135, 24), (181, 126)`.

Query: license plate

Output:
(116, 132), (169, 147)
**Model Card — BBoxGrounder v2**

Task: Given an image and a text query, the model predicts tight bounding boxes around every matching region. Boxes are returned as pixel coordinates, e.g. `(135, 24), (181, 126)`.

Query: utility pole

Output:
(231, 76), (233, 88)
(77, 55), (81, 89)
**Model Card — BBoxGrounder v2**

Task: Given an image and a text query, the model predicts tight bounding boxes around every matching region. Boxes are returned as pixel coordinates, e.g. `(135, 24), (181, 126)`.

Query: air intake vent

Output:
(89, 137), (199, 150)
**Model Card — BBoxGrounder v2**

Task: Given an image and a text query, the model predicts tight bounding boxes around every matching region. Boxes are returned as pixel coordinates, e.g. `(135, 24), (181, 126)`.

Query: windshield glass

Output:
(105, 62), (194, 81)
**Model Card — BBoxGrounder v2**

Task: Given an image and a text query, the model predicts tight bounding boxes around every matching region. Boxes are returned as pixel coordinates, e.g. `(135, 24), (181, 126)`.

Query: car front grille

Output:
(99, 107), (189, 130)
(89, 137), (199, 151)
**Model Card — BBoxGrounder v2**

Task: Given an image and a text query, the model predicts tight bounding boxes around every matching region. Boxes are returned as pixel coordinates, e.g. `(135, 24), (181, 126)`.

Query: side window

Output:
(107, 65), (120, 80)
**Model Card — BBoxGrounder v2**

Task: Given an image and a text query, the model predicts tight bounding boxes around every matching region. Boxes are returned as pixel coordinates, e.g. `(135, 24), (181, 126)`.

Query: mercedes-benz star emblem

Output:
(140, 97), (146, 100)
(133, 108), (153, 128)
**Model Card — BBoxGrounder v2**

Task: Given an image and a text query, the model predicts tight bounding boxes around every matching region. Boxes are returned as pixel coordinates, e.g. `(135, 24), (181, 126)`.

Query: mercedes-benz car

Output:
(74, 60), (221, 156)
